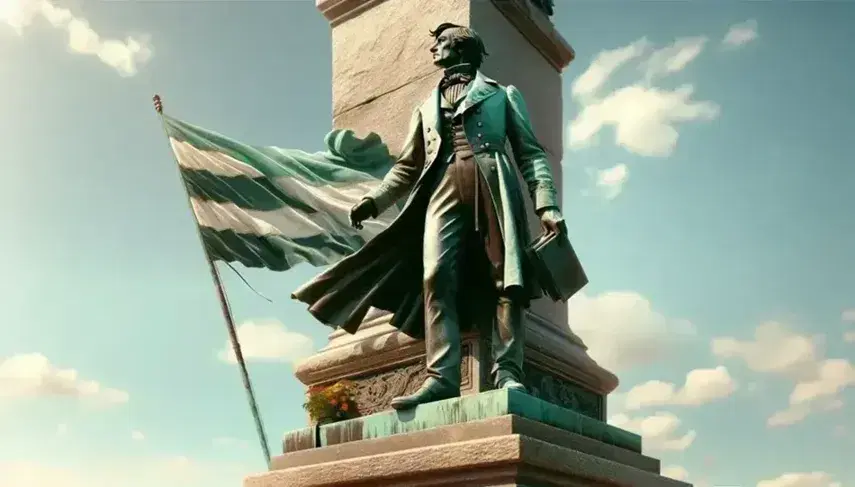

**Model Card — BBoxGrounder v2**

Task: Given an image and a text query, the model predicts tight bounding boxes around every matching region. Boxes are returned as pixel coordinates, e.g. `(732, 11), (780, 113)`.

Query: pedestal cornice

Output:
(317, 0), (575, 70)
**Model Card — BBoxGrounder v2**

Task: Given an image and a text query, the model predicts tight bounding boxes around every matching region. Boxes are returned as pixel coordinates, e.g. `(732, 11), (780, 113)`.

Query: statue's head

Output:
(429, 23), (488, 69)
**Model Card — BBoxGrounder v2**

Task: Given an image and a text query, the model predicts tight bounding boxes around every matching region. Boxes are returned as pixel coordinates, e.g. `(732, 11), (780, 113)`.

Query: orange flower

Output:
(341, 403), (349, 412)
(330, 398), (338, 406)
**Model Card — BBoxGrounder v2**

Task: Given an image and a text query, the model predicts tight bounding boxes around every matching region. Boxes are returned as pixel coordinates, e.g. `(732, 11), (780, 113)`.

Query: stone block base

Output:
(246, 390), (690, 487)
(248, 433), (687, 487)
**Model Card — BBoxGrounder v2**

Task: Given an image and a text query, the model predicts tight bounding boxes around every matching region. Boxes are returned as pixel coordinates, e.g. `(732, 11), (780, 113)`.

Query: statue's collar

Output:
(442, 63), (476, 79)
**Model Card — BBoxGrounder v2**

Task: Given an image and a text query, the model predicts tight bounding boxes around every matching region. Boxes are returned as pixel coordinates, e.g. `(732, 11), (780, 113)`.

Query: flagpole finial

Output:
(153, 94), (163, 114)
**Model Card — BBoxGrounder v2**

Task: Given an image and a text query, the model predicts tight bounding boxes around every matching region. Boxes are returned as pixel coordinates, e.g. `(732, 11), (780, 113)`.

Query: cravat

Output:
(440, 73), (473, 104)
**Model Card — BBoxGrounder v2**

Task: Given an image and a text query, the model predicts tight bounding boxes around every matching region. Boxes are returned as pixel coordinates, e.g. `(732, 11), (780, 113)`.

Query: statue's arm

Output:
(363, 108), (426, 215)
(505, 85), (559, 213)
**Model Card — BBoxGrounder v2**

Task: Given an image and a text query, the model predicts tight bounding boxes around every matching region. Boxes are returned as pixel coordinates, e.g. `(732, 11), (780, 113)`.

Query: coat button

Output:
(477, 121), (483, 127)
(479, 144), (485, 150)
(427, 127), (432, 132)
(485, 142), (491, 148)
(477, 133), (483, 138)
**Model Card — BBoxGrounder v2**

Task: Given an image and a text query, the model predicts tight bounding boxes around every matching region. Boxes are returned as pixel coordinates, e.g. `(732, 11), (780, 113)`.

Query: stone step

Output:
(276, 414), (659, 474)
(283, 388), (641, 453)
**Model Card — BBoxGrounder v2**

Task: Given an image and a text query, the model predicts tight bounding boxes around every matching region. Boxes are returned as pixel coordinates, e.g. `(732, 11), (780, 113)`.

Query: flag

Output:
(163, 115), (398, 271)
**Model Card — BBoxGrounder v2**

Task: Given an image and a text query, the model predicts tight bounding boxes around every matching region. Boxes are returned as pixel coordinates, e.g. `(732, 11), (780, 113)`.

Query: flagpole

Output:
(151, 94), (272, 470)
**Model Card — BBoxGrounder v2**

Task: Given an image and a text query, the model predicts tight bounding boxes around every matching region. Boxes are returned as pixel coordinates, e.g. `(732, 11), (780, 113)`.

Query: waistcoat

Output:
(438, 107), (474, 163)
(433, 89), (506, 288)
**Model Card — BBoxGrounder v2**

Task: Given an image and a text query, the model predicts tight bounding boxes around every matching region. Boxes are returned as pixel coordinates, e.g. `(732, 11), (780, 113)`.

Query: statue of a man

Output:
(292, 23), (565, 410)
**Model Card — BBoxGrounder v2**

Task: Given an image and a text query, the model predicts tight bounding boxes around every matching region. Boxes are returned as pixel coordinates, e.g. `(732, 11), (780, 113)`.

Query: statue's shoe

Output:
(498, 377), (527, 392)
(390, 379), (460, 410)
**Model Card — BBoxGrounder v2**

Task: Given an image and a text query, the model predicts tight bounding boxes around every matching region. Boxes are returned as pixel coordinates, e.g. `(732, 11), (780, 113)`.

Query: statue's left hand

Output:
(537, 207), (566, 236)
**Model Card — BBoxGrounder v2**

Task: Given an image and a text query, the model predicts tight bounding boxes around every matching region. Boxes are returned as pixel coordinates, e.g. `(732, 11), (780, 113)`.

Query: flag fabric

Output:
(163, 115), (398, 271)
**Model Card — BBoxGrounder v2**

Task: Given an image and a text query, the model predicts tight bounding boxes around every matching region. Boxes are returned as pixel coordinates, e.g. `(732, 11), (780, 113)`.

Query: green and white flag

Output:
(163, 115), (398, 271)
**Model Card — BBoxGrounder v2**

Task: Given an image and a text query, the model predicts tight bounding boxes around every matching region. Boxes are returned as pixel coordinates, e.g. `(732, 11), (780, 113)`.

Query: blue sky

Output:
(1, 1), (853, 486)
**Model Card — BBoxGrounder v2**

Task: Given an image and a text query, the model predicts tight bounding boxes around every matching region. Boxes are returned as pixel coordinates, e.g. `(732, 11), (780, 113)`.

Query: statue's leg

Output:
(491, 291), (527, 391)
(391, 163), (468, 410)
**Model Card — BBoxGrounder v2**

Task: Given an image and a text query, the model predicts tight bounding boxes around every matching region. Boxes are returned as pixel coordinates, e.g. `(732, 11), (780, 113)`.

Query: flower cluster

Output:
(302, 380), (360, 423)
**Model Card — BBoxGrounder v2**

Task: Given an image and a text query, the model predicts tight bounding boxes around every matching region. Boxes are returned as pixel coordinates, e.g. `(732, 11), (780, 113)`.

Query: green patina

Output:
(284, 390), (641, 454)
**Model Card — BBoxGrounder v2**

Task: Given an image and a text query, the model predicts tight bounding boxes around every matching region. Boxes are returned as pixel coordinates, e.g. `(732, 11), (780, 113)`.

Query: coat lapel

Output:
(414, 71), (500, 188)
(421, 86), (441, 135)
(454, 71), (500, 118)
(421, 71), (499, 130)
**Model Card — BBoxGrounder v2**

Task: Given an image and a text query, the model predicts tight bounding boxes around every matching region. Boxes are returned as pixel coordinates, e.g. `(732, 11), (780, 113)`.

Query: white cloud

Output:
(0, 0), (40, 32)
(624, 366), (737, 410)
(568, 291), (695, 372)
(217, 319), (315, 365)
(131, 430), (145, 441)
(789, 359), (855, 405)
(722, 19), (759, 48)
(571, 38), (650, 99)
(768, 396), (843, 428)
(56, 424), (68, 437)
(0, 353), (129, 407)
(568, 36), (719, 160)
(757, 472), (841, 487)
(609, 411), (696, 452)
(661, 465), (690, 482)
(569, 84), (719, 157)
(713, 322), (854, 427)
(642, 36), (707, 81)
(1, 0), (151, 76)
(712, 322), (820, 378)
(594, 163), (629, 200)
(766, 403), (811, 428)
(0, 456), (252, 487)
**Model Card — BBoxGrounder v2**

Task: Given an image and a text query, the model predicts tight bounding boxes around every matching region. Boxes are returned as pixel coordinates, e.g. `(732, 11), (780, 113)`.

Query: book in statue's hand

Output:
(526, 231), (588, 302)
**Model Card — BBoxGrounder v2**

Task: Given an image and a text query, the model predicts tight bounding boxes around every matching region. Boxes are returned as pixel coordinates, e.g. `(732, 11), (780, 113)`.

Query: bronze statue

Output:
(292, 23), (565, 410)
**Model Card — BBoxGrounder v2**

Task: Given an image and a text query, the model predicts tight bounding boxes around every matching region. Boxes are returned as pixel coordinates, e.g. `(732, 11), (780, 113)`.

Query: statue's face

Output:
(430, 30), (460, 67)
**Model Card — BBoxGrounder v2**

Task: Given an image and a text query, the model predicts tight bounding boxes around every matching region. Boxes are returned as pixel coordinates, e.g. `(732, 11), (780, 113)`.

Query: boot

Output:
(390, 378), (460, 410)
(497, 376), (527, 392)
(492, 294), (527, 392)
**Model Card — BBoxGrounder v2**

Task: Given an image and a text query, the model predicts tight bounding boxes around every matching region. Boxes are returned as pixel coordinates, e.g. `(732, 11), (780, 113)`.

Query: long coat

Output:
(292, 72), (560, 339)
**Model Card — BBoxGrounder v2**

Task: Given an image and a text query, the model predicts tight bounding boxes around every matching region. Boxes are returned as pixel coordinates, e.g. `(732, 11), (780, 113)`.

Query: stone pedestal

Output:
(295, 0), (618, 424)
(245, 390), (689, 487)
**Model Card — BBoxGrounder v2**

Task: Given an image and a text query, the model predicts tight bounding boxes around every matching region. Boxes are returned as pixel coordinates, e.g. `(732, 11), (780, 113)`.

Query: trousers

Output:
(422, 154), (525, 390)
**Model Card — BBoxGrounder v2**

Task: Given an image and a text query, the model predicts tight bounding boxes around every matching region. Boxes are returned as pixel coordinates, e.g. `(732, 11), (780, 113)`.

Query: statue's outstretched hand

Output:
(349, 198), (378, 230)
(538, 207), (566, 236)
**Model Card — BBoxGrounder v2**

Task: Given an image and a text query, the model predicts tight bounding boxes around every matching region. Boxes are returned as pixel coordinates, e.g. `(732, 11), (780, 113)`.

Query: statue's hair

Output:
(429, 23), (489, 69)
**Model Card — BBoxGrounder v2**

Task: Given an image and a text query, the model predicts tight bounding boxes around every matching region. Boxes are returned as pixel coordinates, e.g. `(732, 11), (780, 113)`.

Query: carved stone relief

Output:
(310, 340), (603, 420)
(318, 340), (603, 419)
(352, 362), (427, 416)
(524, 363), (603, 420)
(345, 343), (473, 416)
